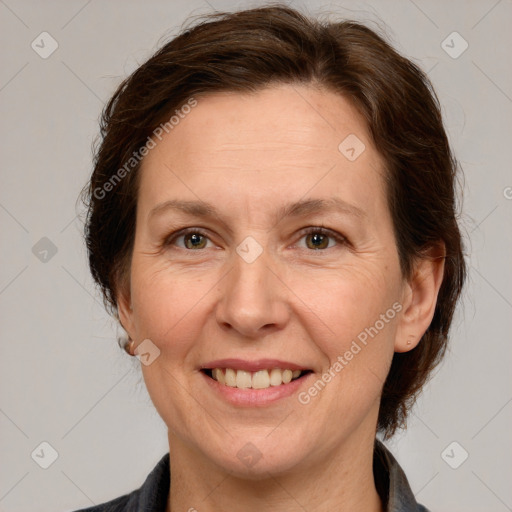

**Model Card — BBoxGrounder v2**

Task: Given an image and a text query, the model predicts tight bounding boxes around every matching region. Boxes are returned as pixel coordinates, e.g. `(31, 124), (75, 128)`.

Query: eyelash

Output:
(164, 226), (347, 252)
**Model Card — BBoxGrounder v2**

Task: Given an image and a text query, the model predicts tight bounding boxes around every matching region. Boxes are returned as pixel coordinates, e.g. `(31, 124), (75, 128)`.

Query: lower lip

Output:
(201, 371), (312, 407)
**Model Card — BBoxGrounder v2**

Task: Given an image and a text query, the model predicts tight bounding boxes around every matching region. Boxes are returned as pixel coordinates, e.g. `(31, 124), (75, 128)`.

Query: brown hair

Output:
(82, 4), (466, 438)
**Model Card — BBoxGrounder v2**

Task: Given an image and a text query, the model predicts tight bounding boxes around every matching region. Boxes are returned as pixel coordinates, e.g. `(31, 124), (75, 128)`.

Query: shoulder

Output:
(69, 452), (170, 512)
(71, 492), (136, 512)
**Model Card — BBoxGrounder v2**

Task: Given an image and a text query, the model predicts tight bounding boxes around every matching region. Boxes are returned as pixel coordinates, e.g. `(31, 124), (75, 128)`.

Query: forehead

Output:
(137, 84), (388, 223)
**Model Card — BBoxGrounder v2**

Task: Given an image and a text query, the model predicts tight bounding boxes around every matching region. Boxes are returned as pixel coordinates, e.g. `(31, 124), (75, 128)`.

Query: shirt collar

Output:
(374, 439), (430, 512)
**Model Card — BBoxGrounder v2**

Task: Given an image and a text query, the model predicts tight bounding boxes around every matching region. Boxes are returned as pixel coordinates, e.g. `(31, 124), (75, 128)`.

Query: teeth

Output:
(252, 370), (270, 389)
(225, 368), (236, 387)
(212, 368), (225, 385)
(269, 368), (282, 386)
(236, 370), (252, 389)
(209, 368), (305, 389)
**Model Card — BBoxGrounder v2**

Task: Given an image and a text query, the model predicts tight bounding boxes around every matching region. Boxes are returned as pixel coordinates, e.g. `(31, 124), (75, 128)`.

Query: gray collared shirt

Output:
(73, 440), (429, 511)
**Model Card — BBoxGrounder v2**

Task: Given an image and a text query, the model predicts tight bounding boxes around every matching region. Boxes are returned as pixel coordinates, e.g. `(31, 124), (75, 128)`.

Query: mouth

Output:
(201, 367), (313, 390)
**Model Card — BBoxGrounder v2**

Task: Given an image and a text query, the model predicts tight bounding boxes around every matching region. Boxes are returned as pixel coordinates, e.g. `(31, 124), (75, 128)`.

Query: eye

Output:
(164, 226), (347, 252)
(165, 228), (214, 250)
(296, 227), (347, 251)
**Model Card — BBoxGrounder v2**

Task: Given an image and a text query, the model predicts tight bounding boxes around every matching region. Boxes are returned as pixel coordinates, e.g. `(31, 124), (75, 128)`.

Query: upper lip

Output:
(200, 358), (311, 372)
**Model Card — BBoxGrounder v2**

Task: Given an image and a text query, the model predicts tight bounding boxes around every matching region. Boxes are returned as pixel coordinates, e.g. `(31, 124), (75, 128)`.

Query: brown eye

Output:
(305, 232), (330, 250)
(183, 232), (208, 249)
(299, 227), (346, 251)
(165, 229), (213, 250)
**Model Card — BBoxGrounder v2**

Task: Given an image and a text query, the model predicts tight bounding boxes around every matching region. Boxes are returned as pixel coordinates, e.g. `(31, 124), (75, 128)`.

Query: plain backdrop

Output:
(1, 1), (511, 511)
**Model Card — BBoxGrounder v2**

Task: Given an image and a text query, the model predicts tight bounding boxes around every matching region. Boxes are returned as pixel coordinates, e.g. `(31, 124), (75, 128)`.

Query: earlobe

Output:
(395, 244), (446, 353)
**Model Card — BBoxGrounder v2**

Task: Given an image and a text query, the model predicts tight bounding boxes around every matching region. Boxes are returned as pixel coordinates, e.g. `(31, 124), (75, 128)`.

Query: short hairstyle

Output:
(82, 4), (466, 438)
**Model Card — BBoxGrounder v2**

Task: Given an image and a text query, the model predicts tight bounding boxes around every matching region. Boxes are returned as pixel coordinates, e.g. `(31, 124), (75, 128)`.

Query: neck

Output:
(165, 430), (384, 512)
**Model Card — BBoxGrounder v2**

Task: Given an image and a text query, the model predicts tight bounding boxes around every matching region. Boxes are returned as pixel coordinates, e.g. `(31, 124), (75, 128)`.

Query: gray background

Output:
(1, 0), (511, 511)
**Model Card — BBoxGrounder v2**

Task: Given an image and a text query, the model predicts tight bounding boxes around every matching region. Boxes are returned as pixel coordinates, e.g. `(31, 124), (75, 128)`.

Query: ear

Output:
(395, 243), (446, 353)
(117, 279), (136, 341)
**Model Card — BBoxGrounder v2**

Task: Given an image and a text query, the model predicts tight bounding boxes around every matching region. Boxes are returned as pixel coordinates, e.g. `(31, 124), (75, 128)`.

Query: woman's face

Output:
(119, 84), (413, 476)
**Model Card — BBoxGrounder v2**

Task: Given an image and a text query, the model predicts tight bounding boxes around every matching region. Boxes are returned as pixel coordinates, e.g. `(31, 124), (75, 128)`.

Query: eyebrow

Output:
(148, 197), (366, 228)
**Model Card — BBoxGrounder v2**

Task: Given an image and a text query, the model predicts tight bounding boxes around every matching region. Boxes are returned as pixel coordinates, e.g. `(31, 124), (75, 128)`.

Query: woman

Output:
(76, 5), (465, 511)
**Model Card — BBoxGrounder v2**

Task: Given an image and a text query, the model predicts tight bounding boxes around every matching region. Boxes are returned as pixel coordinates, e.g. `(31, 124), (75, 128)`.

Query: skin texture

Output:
(118, 84), (445, 512)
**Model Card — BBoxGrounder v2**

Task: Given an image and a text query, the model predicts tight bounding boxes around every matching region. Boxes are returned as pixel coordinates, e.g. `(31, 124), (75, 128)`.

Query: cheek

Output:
(292, 261), (400, 335)
(129, 260), (210, 347)
(286, 261), (401, 399)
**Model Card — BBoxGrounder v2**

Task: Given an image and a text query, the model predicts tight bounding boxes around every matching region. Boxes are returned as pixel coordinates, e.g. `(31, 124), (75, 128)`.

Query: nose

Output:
(215, 245), (290, 339)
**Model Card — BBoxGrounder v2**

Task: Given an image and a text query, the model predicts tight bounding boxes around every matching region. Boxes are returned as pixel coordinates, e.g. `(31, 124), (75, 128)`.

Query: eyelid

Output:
(164, 226), (348, 251)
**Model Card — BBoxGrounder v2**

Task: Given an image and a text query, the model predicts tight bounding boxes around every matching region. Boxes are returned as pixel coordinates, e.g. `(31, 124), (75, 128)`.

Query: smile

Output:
(202, 368), (312, 389)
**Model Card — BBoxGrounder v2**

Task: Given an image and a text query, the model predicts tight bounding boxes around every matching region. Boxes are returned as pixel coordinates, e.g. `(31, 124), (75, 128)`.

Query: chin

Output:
(200, 433), (311, 479)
